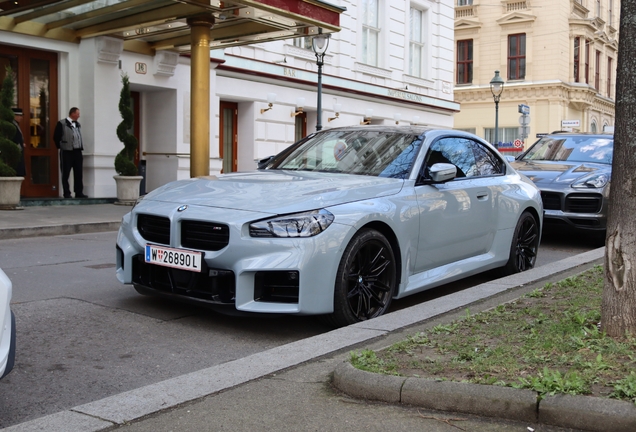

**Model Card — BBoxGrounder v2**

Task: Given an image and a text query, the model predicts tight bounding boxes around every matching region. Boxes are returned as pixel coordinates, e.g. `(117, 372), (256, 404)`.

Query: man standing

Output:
(11, 108), (25, 177)
(54, 107), (87, 198)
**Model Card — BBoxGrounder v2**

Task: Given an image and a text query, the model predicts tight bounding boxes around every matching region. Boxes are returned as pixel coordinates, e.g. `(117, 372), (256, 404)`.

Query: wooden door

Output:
(219, 101), (238, 173)
(0, 45), (58, 197)
(295, 111), (307, 142)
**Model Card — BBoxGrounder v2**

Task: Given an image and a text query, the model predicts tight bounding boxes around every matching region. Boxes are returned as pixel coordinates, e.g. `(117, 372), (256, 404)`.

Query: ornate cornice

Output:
(454, 81), (614, 116)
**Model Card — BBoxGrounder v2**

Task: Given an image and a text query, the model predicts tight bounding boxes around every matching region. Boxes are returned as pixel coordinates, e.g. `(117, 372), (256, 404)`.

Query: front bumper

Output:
(539, 188), (608, 231)
(116, 202), (351, 315)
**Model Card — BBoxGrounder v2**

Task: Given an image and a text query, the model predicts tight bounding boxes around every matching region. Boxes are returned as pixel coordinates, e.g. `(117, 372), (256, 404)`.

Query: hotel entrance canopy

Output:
(0, 0), (344, 54)
(0, 0), (345, 178)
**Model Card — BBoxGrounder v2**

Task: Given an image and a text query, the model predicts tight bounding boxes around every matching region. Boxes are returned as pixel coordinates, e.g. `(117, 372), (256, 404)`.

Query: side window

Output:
(423, 137), (477, 179)
(471, 140), (504, 176)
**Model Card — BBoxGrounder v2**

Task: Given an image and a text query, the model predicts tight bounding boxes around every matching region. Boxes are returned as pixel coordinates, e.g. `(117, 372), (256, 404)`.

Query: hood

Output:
(144, 170), (404, 215)
(511, 160), (611, 187)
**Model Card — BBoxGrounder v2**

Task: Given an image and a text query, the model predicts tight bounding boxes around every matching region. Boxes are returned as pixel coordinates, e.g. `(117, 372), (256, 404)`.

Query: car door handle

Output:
(477, 193), (489, 201)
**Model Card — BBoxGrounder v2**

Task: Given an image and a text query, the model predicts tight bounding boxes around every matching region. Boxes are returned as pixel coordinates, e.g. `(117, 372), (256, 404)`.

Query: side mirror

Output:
(504, 155), (516, 163)
(429, 163), (457, 183)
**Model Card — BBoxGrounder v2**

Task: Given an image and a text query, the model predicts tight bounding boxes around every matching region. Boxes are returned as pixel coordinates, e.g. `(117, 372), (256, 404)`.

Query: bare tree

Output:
(602, 0), (636, 337)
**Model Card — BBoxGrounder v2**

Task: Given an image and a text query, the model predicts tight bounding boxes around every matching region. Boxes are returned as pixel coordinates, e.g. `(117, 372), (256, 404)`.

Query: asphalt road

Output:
(0, 228), (600, 428)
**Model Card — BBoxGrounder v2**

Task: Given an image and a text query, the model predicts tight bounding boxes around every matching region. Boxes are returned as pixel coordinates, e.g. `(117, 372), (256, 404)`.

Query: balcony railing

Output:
(455, 5), (475, 19)
(505, 1), (528, 12)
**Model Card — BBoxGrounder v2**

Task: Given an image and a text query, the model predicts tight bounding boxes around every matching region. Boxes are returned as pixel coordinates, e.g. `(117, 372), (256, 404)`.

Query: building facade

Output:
(453, 0), (617, 152)
(0, 0), (458, 199)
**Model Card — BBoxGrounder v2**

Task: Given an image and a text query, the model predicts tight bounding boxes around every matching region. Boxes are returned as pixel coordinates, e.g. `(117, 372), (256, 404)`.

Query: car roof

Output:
(318, 125), (436, 134)
(314, 125), (487, 139)
(544, 131), (613, 138)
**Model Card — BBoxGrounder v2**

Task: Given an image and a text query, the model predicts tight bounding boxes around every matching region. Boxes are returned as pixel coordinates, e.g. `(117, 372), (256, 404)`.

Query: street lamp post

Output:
(489, 70), (505, 149)
(312, 29), (330, 131)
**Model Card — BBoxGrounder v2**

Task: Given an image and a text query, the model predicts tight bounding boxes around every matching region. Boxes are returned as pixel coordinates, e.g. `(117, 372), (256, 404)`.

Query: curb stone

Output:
(333, 359), (636, 432)
(401, 373), (537, 422)
(539, 393), (636, 432)
(0, 222), (122, 240)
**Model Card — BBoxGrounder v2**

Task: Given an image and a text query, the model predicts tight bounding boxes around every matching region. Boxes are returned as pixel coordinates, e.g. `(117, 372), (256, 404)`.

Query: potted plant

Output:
(0, 67), (24, 210)
(113, 73), (142, 205)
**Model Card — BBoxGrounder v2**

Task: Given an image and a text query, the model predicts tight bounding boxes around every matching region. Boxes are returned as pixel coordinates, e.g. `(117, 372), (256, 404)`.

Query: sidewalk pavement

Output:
(0, 202), (130, 240)
(2, 204), (627, 432)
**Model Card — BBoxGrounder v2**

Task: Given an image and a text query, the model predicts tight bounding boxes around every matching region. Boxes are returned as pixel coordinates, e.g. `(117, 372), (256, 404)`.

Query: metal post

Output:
(489, 70), (505, 150)
(312, 29), (330, 132)
(494, 98), (499, 149)
(316, 60), (323, 131)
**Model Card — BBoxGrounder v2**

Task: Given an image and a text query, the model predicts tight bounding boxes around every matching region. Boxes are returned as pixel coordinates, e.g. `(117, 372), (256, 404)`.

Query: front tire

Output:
(321, 229), (397, 328)
(500, 211), (539, 276)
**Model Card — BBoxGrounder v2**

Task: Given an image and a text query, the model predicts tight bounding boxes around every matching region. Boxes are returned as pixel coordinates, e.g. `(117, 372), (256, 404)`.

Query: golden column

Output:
(187, 14), (215, 177)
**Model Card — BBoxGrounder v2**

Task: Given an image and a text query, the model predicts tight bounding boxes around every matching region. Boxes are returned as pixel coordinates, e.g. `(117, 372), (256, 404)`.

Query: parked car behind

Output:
(0, 268), (16, 379)
(117, 126), (543, 327)
(511, 132), (612, 236)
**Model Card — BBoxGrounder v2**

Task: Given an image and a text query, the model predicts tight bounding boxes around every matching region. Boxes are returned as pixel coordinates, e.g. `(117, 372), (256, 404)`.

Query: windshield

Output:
(521, 136), (613, 164)
(269, 130), (423, 179)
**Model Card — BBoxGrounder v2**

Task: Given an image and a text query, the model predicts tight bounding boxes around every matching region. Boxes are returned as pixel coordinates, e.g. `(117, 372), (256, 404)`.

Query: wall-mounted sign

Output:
(561, 119), (580, 128)
(135, 62), (147, 74)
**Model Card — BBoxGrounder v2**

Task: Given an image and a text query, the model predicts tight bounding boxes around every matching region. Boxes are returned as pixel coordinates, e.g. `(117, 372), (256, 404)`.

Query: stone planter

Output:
(0, 177), (24, 210)
(113, 175), (143, 206)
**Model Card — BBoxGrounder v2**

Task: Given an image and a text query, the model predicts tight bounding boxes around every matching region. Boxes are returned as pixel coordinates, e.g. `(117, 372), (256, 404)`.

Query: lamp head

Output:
(490, 70), (505, 97)
(312, 29), (330, 56)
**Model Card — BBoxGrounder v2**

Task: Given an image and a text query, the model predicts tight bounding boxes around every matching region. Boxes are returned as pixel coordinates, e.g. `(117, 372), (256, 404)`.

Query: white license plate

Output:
(145, 244), (202, 272)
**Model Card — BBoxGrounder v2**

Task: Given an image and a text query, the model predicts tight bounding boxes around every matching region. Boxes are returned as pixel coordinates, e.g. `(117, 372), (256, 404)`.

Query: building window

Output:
(457, 40), (473, 84)
(607, 57), (613, 97)
(591, 122), (597, 133)
(609, 0), (613, 26)
(507, 34), (526, 80)
(595, 50), (601, 89)
(573, 37), (580, 82)
(409, 7), (426, 77)
(484, 127), (520, 146)
(293, 37), (312, 50)
(585, 40), (590, 84)
(361, 0), (380, 67)
(457, 0), (473, 5)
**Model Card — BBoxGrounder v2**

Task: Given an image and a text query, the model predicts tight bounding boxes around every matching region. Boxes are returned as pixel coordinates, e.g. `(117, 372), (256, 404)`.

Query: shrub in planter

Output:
(114, 73), (138, 176)
(0, 67), (20, 177)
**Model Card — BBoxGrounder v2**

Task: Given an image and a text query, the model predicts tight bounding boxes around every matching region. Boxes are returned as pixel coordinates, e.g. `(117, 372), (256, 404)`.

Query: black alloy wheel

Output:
(501, 211), (539, 275)
(322, 229), (397, 328)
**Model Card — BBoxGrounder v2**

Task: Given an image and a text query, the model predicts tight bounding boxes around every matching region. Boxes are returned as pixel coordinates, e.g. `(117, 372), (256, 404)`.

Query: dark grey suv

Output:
(511, 132), (612, 235)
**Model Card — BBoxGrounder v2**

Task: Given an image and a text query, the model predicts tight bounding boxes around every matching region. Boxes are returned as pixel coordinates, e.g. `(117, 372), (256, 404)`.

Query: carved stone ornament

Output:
(154, 51), (179, 76)
(97, 37), (123, 65)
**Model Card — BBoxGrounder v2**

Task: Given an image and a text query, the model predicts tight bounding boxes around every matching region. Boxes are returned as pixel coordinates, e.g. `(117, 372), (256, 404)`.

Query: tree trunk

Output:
(602, 0), (636, 338)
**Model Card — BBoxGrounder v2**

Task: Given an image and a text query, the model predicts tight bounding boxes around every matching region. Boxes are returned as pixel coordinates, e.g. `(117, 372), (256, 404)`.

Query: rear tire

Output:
(320, 229), (397, 328)
(499, 211), (539, 276)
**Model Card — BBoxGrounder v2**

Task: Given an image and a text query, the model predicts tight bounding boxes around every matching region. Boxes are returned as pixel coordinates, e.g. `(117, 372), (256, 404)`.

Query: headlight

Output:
(572, 173), (609, 188)
(249, 209), (335, 238)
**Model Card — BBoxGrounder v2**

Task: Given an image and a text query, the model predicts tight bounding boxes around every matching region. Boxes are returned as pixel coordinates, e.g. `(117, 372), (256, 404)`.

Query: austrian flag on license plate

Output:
(145, 244), (202, 272)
